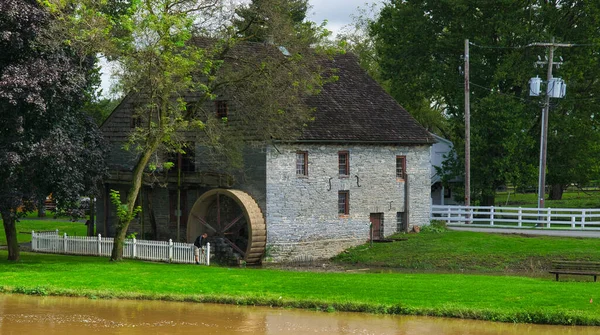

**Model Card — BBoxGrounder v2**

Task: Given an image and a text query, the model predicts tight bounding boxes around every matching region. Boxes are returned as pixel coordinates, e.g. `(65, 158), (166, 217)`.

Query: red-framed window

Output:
(215, 100), (228, 118)
(396, 156), (406, 179)
(296, 151), (308, 176)
(338, 151), (349, 176)
(338, 191), (349, 216)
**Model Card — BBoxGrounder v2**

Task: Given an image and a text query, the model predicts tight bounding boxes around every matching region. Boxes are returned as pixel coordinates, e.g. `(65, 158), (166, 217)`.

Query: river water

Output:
(0, 294), (598, 334)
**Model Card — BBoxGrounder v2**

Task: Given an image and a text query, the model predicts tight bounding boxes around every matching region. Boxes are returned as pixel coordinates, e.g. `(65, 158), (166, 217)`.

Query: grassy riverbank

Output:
(1, 250), (600, 326)
(333, 227), (600, 273)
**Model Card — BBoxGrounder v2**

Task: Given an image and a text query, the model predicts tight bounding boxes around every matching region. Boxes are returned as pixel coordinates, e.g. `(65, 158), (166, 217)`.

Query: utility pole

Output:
(530, 38), (571, 209)
(464, 39), (470, 209)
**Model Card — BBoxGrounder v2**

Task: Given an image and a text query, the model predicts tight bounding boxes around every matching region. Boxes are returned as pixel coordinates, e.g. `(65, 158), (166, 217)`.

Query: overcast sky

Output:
(307, 0), (381, 36)
(100, 0), (383, 96)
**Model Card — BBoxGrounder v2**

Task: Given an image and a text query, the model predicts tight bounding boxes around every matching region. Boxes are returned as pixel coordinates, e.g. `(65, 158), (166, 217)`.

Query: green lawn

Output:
(333, 228), (600, 273)
(0, 250), (599, 325)
(0, 219), (87, 245)
(495, 189), (600, 208)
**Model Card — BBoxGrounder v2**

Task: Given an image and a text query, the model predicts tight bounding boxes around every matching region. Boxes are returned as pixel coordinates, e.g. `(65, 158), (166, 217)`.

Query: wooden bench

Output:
(549, 261), (600, 282)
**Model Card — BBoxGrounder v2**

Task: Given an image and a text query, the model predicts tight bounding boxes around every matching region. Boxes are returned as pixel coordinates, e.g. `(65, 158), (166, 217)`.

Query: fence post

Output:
(446, 206), (451, 225)
(546, 208), (552, 228)
(97, 234), (102, 255)
(571, 216), (576, 229)
(469, 206), (473, 225)
(63, 233), (68, 253)
(132, 237), (137, 259)
(169, 239), (173, 263)
(582, 210), (587, 229)
(490, 206), (495, 226)
(518, 207), (523, 227)
(206, 242), (210, 266)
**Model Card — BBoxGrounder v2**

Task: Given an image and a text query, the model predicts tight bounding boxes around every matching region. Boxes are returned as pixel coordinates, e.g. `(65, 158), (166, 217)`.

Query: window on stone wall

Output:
(396, 156), (406, 180)
(396, 212), (406, 232)
(338, 191), (349, 216)
(338, 151), (349, 176)
(296, 151), (308, 176)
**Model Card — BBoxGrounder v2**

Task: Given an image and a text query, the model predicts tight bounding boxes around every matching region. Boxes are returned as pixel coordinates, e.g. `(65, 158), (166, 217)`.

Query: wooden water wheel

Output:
(187, 189), (266, 264)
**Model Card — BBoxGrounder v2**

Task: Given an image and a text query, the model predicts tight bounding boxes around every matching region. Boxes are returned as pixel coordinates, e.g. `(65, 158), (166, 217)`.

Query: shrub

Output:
(421, 220), (447, 234)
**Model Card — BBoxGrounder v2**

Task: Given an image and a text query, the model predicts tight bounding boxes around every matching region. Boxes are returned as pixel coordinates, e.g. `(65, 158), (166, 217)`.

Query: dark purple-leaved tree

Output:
(0, 0), (106, 261)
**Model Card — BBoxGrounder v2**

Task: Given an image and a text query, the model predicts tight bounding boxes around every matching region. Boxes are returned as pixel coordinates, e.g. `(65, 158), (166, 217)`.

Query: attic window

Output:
(338, 151), (349, 176)
(130, 115), (142, 128)
(215, 101), (228, 118)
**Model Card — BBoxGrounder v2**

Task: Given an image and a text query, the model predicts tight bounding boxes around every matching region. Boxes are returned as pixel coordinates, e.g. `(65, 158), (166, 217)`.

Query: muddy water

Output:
(0, 294), (598, 335)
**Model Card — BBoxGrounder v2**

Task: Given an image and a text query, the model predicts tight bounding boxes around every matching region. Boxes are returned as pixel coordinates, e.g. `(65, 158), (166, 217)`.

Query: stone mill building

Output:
(97, 48), (434, 264)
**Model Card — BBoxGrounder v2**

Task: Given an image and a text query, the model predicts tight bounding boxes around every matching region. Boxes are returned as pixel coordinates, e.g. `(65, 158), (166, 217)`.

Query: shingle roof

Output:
(101, 40), (433, 146)
(301, 53), (434, 145)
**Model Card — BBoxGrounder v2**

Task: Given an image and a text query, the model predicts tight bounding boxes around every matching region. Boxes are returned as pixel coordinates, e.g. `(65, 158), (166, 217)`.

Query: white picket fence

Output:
(431, 205), (600, 229)
(31, 230), (210, 265)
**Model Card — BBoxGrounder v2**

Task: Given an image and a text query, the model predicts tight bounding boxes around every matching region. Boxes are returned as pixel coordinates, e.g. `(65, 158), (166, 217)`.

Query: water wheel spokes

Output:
(222, 213), (244, 232)
(223, 237), (246, 257)
(191, 212), (217, 233)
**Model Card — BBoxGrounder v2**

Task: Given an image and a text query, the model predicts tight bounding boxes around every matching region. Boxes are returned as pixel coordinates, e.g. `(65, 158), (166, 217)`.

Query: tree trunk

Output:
(88, 197), (95, 236)
(145, 188), (158, 239)
(37, 197), (46, 218)
(110, 220), (129, 261)
(549, 184), (564, 200)
(110, 139), (159, 261)
(1, 211), (20, 261)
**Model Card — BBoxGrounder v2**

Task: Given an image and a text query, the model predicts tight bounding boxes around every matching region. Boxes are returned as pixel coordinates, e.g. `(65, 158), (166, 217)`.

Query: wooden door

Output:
(370, 213), (384, 240)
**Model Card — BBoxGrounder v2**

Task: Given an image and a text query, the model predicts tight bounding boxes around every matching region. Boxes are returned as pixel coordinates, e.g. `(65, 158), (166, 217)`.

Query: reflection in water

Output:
(0, 294), (597, 335)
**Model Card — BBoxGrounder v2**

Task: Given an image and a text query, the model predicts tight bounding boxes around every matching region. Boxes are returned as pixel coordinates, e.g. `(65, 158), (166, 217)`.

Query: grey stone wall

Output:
(265, 143), (430, 262)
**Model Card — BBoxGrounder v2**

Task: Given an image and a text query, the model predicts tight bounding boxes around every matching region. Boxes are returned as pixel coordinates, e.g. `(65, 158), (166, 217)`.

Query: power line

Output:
(469, 41), (600, 49)
(467, 82), (539, 105)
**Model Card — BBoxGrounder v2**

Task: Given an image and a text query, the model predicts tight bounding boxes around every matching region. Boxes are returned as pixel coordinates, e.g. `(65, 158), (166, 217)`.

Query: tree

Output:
(52, 0), (336, 261)
(0, 0), (106, 261)
(370, 0), (600, 205)
(233, 0), (309, 42)
(335, 3), (448, 135)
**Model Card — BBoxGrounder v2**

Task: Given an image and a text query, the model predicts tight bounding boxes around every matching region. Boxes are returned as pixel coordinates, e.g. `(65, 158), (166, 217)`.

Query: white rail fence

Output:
(431, 205), (600, 229)
(31, 230), (210, 265)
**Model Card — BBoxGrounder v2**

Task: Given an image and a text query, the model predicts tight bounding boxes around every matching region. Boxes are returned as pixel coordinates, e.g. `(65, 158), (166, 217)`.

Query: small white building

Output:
(430, 133), (461, 206)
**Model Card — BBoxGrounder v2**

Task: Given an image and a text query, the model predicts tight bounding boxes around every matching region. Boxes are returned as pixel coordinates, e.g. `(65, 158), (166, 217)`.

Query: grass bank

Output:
(333, 227), (600, 273)
(1, 251), (600, 326)
(495, 189), (600, 208)
(0, 219), (87, 245)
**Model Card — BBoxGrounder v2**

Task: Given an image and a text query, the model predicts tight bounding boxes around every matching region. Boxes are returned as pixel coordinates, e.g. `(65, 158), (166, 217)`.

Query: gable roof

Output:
(101, 42), (433, 146)
(300, 53), (434, 145)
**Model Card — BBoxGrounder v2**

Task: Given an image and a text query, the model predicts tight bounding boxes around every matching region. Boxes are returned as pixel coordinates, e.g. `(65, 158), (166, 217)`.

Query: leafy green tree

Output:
(337, 3), (448, 135)
(52, 0), (336, 260)
(233, 0), (309, 42)
(370, 0), (600, 204)
(83, 98), (120, 126)
(0, 0), (106, 261)
(541, 1), (600, 200)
